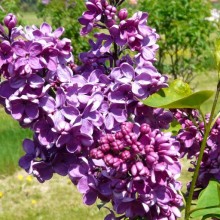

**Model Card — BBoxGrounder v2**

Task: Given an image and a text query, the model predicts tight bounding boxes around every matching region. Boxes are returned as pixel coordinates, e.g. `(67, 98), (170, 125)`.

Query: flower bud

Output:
(100, 136), (109, 144)
(112, 157), (122, 167)
(117, 162), (128, 173)
(121, 150), (131, 161)
(118, 8), (128, 20)
(4, 13), (17, 30)
(90, 149), (104, 159)
(111, 140), (121, 152)
(140, 123), (151, 134)
(115, 131), (123, 139)
(146, 152), (158, 164)
(136, 161), (144, 171)
(106, 134), (115, 142)
(104, 154), (114, 166)
(131, 164), (137, 176)
(100, 143), (110, 152)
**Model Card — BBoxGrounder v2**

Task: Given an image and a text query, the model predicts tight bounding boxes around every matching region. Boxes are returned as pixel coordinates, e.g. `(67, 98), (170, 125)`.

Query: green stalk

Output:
(185, 80), (220, 220)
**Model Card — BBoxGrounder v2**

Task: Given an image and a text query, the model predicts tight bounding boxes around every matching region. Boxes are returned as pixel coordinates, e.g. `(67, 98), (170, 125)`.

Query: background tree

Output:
(139, 0), (216, 83)
(0, 0), (21, 22)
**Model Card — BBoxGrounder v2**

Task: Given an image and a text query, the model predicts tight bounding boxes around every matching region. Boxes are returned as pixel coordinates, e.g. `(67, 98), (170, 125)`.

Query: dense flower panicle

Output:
(87, 122), (182, 219)
(0, 3), (181, 219)
(173, 109), (204, 159)
(173, 109), (220, 196)
(191, 117), (220, 192)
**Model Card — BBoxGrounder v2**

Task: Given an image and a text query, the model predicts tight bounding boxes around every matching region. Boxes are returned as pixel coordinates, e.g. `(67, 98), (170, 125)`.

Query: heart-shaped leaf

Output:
(190, 180), (220, 219)
(142, 79), (214, 109)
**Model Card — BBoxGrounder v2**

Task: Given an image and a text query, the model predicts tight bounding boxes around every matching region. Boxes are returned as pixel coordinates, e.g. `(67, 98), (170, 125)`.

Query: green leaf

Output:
(202, 214), (220, 220)
(97, 201), (107, 210)
(190, 180), (220, 219)
(191, 207), (220, 219)
(142, 79), (214, 109)
(163, 120), (181, 135)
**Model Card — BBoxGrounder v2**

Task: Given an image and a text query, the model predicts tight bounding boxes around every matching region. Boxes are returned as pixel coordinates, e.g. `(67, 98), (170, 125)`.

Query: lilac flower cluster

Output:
(71, 122), (182, 219)
(193, 116), (220, 191)
(174, 109), (220, 194)
(0, 1), (183, 219)
(173, 109), (204, 159)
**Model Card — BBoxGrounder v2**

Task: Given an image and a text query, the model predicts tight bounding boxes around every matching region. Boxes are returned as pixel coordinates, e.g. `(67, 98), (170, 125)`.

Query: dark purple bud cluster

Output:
(88, 122), (183, 219)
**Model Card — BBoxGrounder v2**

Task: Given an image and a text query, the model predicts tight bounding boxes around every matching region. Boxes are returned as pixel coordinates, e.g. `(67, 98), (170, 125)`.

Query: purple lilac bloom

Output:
(79, 0), (116, 35)
(198, 117), (220, 184)
(174, 109), (220, 197)
(187, 116), (220, 196)
(0, 6), (181, 220)
(87, 122), (182, 219)
(12, 41), (43, 71)
(173, 109), (204, 159)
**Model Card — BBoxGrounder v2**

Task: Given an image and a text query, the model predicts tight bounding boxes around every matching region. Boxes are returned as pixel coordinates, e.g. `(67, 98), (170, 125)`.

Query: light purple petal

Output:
(28, 74), (45, 88)
(53, 27), (64, 38)
(29, 57), (43, 69)
(121, 63), (135, 79)
(15, 57), (28, 69)
(29, 42), (42, 56)
(12, 41), (27, 57)
(105, 114), (114, 130)
(77, 177), (90, 193)
(40, 96), (56, 113)
(61, 106), (79, 121)
(40, 23), (52, 35)
(10, 100), (25, 120)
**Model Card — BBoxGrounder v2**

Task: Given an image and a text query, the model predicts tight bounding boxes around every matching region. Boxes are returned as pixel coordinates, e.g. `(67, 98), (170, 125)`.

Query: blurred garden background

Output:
(0, 0), (220, 219)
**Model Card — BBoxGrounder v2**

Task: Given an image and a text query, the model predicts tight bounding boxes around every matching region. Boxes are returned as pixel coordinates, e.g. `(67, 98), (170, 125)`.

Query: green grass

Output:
(0, 108), (32, 176)
(21, 12), (45, 26)
(0, 171), (108, 220)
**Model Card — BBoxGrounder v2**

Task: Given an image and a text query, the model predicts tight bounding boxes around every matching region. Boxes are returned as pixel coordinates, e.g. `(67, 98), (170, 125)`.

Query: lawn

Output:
(21, 12), (44, 26)
(0, 171), (108, 220)
(0, 108), (32, 176)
